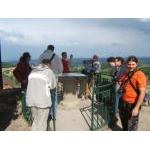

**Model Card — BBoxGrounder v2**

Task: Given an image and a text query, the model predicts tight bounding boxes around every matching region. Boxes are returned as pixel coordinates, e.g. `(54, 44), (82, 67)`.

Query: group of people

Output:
(107, 56), (148, 131)
(13, 45), (73, 90)
(13, 44), (73, 131)
(13, 45), (148, 131)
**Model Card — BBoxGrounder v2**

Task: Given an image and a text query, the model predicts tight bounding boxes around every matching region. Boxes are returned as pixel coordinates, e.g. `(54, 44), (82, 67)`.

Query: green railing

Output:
(91, 74), (116, 130)
(21, 91), (33, 126)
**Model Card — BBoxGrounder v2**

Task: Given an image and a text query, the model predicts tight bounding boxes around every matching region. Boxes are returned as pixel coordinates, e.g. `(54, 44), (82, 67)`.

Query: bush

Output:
(139, 66), (150, 80)
(2, 62), (15, 68)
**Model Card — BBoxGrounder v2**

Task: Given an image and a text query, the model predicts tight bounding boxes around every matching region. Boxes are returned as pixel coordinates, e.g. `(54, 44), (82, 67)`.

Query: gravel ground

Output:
(5, 95), (150, 131)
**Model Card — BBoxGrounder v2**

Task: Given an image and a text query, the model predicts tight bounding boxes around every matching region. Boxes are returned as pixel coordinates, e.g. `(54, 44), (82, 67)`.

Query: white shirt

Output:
(26, 65), (57, 108)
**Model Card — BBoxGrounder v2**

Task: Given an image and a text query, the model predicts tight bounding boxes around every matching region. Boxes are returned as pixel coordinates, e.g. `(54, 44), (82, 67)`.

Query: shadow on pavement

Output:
(0, 89), (21, 131)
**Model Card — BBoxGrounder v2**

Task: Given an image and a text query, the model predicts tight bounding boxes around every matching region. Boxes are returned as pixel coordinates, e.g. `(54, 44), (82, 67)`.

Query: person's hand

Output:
(70, 54), (73, 59)
(132, 107), (139, 117)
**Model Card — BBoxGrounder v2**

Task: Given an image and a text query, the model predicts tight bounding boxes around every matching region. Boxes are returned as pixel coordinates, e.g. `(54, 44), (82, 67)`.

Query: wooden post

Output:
(0, 40), (3, 89)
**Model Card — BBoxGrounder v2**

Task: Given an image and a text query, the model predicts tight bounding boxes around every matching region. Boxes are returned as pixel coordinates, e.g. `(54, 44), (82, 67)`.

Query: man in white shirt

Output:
(26, 59), (56, 131)
(38, 45), (63, 128)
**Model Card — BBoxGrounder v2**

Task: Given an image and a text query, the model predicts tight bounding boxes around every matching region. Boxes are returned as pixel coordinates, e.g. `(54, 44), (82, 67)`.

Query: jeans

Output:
(115, 83), (121, 113)
(49, 88), (57, 120)
(118, 98), (139, 131)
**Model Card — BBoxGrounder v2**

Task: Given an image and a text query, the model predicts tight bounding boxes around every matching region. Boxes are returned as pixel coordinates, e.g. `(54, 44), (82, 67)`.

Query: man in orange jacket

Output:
(118, 56), (146, 131)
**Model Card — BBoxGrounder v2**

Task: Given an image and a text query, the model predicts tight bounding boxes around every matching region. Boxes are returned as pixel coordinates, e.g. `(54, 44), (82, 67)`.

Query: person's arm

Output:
(69, 54), (73, 65)
(132, 72), (147, 116)
(48, 70), (57, 89)
(132, 87), (146, 116)
(57, 57), (63, 74)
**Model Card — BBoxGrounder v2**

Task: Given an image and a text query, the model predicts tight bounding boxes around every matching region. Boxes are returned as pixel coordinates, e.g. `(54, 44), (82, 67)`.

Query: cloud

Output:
(0, 19), (146, 46)
(137, 18), (150, 22)
(0, 29), (25, 44)
(1, 18), (150, 60)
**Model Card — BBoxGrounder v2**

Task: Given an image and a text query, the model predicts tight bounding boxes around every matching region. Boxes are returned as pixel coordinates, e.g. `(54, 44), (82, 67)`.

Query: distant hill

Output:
(2, 62), (15, 68)
(2, 57), (150, 68)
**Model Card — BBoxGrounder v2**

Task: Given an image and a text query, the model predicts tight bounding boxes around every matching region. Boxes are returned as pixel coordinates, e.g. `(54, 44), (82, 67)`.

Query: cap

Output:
(93, 54), (98, 60)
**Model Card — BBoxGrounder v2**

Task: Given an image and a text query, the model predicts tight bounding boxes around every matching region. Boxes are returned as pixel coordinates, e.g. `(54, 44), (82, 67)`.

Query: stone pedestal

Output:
(58, 73), (87, 108)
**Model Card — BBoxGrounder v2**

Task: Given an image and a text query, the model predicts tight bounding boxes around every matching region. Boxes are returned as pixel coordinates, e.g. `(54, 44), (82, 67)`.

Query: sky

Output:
(0, 18), (150, 61)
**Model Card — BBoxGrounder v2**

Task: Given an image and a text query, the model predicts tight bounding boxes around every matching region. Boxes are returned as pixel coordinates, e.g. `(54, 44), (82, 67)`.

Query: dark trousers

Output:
(118, 98), (139, 131)
(49, 88), (57, 120)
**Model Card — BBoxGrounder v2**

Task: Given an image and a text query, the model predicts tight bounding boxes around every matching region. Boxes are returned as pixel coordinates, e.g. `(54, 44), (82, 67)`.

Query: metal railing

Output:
(90, 74), (116, 130)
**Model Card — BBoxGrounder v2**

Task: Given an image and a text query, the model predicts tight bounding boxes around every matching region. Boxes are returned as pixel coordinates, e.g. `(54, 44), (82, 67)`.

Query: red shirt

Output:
(62, 59), (70, 73)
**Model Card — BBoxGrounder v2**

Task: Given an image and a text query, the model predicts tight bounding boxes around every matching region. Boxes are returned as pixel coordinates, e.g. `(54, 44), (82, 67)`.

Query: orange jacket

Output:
(120, 70), (147, 104)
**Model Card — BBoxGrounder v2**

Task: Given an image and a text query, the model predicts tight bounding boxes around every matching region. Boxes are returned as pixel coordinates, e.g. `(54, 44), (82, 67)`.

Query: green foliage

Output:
(71, 65), (84, 73)
(101, 64), (109, 70)
(101, 64), (110, 75)
(139, 65), (150, 80)
(2, 68), (20, 88)
(71, 64), (110, 73)
(2, 62), (15, 68)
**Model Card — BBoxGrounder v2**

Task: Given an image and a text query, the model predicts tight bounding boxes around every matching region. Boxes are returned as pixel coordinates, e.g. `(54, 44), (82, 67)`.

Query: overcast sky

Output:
(0, 18), (150, 61)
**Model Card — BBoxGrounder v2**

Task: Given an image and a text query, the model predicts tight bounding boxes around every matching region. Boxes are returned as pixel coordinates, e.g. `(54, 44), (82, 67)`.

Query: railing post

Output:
(91, 85), (95, 131)
(0, 40), (3, 89)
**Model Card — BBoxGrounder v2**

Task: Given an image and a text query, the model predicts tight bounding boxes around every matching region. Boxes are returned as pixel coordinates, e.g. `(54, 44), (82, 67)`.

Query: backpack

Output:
(13, 65), (21, 82)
